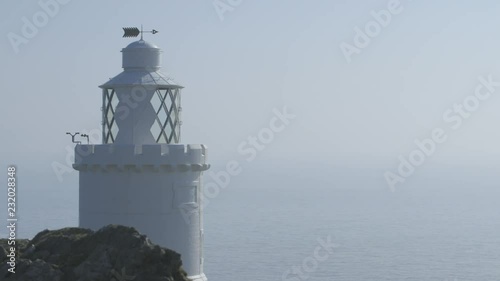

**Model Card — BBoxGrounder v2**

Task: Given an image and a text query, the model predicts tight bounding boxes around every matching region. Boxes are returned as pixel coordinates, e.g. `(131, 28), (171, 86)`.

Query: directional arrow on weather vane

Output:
(122, 27), (159, 38)
(123, 27), (140, 38)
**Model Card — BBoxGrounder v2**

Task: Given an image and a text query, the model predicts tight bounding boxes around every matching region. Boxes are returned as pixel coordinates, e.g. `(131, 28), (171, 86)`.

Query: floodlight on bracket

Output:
(80, 134), (90, 144)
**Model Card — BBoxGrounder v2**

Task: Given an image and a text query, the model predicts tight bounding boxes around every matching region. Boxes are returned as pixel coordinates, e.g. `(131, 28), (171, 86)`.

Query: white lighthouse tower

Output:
(73, 34), (210, 281)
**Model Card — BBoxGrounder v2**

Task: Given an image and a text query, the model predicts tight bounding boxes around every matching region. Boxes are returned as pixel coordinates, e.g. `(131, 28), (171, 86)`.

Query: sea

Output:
(1, 184), (499, 281)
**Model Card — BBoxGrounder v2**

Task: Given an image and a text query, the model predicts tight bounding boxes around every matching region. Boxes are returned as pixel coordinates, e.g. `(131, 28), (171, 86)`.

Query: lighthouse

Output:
(73, 35), (210, 281)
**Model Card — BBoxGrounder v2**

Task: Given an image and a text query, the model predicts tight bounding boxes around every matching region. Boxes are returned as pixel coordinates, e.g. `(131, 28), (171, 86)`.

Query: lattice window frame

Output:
(150, 88), (182, 144)
(102, 89), (119, 144)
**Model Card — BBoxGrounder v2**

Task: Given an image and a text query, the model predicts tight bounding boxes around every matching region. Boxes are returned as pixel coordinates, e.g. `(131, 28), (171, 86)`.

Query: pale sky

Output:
(1, 0), (500, 191)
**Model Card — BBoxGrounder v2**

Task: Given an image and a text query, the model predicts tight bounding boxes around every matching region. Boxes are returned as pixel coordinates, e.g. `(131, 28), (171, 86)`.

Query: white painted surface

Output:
(74, 40), (210, 280)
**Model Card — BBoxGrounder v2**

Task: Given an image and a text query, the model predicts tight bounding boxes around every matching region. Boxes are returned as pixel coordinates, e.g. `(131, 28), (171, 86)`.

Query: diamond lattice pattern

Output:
(103, 89), (119, 144)
(150, 88), (181, 144)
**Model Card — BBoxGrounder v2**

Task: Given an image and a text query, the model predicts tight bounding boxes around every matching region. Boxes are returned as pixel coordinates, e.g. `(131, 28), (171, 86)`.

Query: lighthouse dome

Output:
(125, 40), (159, 49)
(100, 39), (181, 89)
(122, 40), (161, 70)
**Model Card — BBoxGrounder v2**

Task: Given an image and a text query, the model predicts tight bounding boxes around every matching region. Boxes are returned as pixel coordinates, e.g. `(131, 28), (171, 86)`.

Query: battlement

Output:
(73, 144), (209, 172)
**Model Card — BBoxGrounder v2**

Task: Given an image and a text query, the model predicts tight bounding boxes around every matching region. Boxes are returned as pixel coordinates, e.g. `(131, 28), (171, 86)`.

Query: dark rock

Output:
(0, 225), (190, 281)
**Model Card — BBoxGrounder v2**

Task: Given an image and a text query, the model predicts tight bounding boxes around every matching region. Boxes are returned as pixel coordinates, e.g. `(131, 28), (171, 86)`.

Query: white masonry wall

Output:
(73, 143), (209, 279)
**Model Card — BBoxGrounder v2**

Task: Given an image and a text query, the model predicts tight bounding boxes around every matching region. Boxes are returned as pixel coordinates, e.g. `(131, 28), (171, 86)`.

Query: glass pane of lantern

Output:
(165, 122), (174, 142)
(150, 90), (162, 112)
(111, 91), (119, 112)
(111, 121), (119, 141)
(157, 104), (168, 124)
(157, 90), (168, 124)
(106, 108), (114, 123)
(151, 119), (162, 142)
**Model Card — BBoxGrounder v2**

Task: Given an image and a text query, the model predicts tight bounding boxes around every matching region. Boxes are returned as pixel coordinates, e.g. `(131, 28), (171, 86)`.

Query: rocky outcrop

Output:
(0, 225), (190, 281)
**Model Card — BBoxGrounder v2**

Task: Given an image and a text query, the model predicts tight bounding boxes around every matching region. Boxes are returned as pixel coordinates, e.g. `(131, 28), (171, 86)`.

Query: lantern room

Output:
(99, 40), (183, 145)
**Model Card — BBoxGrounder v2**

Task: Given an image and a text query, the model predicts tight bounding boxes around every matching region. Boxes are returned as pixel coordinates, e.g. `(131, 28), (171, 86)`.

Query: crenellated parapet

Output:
(73, 144), (209, 172)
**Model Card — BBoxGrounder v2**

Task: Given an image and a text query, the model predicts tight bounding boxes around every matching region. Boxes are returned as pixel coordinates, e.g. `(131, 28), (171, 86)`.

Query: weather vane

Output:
(123, 25), (158, 40)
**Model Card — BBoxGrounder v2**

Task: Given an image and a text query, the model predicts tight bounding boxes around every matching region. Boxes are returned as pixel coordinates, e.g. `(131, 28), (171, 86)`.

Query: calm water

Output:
(1, 185), (499, 281)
